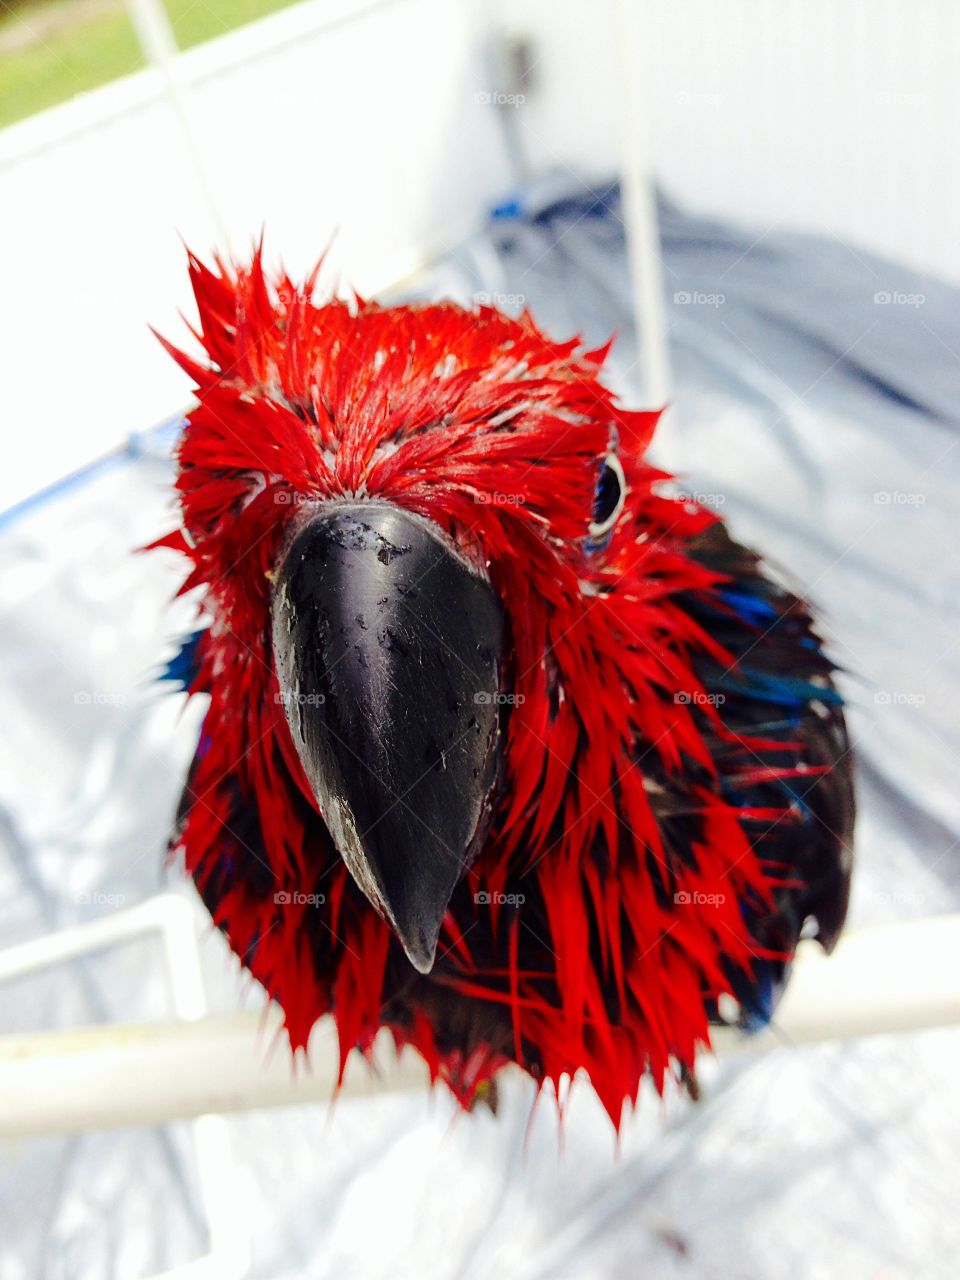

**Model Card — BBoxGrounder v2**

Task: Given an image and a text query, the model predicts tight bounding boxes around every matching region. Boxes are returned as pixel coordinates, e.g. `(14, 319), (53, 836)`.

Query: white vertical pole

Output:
(127, 0), (179, 63)
(611, 0), (671, 406)
(126, 0), (230, 247)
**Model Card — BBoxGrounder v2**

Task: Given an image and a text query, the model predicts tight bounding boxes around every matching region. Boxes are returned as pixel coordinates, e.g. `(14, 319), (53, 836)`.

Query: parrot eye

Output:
(588, 453), (626, 545)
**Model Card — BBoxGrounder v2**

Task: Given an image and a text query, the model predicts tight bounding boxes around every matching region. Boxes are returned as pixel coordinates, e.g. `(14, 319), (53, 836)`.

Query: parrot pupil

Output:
(594, 462), (620, 524)
(587, 453), (626, 549)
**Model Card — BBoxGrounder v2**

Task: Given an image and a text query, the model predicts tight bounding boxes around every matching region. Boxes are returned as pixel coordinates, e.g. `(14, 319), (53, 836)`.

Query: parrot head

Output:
(156, 247), (852, 1125)
(160, 248), (659, 972)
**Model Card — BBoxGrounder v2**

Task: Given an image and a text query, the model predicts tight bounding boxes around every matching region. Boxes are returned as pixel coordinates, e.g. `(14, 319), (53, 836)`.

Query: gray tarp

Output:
(1, 180), (957, 1278)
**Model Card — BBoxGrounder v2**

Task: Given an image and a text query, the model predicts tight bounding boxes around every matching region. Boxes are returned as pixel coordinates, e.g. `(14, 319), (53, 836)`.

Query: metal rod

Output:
(125, 0), (230, 246)
(612, 0), (671, 404)
(1, 916), (957, 1138)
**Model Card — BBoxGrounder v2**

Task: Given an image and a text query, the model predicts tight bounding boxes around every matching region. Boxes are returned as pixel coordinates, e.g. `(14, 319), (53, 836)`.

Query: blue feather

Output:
(159, 629), (204, 690)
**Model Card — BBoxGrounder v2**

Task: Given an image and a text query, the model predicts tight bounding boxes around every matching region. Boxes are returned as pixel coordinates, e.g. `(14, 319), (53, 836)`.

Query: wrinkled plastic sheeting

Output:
(1, 181), (958, 1279)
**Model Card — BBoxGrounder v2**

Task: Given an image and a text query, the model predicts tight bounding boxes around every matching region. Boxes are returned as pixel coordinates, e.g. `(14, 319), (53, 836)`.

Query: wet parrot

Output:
(153, 247), (854, 1128)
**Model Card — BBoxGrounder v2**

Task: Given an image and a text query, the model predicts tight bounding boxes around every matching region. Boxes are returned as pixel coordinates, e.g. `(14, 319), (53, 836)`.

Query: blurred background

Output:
(1, 2), (958, 1278)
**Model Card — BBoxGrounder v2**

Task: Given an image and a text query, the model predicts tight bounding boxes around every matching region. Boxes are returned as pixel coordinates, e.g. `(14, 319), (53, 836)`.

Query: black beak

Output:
(272, 501), (505, 973)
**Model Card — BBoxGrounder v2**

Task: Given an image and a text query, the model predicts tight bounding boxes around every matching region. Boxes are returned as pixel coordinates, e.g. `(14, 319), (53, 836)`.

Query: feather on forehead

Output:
(156, 247), (659, 529)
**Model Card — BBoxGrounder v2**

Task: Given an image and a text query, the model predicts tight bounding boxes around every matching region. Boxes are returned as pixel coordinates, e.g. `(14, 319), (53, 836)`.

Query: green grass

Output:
(0, 0), (303, 129)
(167, 0), (302, 53)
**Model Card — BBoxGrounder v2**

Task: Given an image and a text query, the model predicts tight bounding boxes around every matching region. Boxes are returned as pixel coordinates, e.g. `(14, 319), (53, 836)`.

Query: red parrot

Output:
(154, 247), (853, 1128)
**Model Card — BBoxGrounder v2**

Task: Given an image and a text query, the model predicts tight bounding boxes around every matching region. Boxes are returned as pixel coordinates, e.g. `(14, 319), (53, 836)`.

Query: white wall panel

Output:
(496, 0), (960, 284)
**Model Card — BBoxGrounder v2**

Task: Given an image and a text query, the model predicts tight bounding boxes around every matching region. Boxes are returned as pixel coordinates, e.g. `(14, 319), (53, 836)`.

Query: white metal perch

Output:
(0, 899), (958, 1140)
